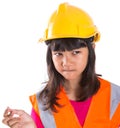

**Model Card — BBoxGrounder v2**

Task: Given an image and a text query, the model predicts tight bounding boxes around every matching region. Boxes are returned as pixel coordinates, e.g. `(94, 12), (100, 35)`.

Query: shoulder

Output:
(98, 77), (120, 96)
(98, 77), (120, 88)
(30, 82), (47, 99)
(29, 83), (47, 114)
(29, 83), (47, 104)
(110, 82), (120, 101)
(36, 82), (47, 94)
(101, 77), (120, 99)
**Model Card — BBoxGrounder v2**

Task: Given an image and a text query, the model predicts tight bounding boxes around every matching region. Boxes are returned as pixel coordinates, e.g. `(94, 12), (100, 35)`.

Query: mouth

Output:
(63, 70), (75, 72)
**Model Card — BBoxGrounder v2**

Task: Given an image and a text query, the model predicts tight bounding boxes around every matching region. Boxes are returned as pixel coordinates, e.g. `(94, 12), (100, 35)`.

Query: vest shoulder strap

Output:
(110, 83), (120, 128)
(111, 83), (120, 118)
(29, 83), (46, 115)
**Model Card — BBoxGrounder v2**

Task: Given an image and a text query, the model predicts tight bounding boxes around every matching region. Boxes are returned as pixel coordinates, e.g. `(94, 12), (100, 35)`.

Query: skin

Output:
(2, 107), (36, 128)
(52, 47), (89, 100)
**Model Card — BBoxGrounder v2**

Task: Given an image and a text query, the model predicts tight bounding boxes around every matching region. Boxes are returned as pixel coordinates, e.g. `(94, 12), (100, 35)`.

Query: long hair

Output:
(39, 37), (100, 112)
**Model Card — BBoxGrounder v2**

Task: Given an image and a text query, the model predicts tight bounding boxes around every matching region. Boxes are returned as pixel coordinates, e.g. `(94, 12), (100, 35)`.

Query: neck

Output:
(64, 79), (80, 100)
(64, 80), (79, 90)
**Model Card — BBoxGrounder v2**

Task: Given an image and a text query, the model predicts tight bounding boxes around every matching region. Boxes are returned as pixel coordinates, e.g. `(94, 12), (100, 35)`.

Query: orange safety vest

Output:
(30, 78), (120, 128)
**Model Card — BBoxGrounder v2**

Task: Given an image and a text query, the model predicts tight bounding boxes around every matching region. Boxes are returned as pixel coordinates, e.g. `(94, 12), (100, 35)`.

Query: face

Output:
(52, 47), (89, 82)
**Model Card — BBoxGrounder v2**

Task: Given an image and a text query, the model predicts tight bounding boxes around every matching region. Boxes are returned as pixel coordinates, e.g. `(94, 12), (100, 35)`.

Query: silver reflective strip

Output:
(36, 92), (56, 128)
(110, 83), (120, 119)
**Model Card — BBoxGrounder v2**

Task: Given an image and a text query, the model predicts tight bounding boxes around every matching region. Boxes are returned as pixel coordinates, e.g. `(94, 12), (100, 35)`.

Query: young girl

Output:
(2, 2), (120, 128)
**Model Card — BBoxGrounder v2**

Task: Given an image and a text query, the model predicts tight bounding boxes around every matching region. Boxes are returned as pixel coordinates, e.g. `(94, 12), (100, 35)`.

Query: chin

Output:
(64, 77), (77, 81)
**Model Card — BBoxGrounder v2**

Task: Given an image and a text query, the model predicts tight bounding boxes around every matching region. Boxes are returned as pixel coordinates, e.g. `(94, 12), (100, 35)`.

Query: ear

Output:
(92, 43), (96, 49)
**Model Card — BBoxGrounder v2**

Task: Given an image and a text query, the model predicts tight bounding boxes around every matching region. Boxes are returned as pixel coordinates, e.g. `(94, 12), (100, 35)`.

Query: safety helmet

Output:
(40, 2), (100, 42)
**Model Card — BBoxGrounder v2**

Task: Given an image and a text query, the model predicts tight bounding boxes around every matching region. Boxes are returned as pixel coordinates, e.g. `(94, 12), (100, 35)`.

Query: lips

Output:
(63, 70), (75, 72)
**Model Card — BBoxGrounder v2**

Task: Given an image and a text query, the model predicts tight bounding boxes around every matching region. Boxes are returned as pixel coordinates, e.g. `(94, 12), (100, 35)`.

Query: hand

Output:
(2, 107), (37, 128)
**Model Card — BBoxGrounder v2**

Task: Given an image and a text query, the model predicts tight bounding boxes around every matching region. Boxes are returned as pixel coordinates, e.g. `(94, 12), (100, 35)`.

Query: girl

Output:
(2, 2), (120, 128)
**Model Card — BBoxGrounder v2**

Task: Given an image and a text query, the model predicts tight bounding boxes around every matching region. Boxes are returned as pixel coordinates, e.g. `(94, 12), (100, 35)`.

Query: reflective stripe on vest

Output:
(36, 94), (56, 128)
(36, 79), (120, 128)
(110, 83), (120, 119)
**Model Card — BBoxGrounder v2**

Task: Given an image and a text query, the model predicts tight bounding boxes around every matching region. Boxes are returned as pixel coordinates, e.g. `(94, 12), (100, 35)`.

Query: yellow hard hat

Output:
(40, 2), (100, 42)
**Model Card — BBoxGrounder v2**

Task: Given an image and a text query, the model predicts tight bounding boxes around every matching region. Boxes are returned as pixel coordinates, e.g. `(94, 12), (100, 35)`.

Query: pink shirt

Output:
(31, 108), (44, 128)
(31, 97), (92, 128)
(70, 97), (92, 126)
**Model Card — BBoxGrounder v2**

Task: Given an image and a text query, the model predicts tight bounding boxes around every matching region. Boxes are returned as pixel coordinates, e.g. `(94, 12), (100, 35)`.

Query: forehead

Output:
(51, 47), (88, 54)
(50, 38), (87, 51)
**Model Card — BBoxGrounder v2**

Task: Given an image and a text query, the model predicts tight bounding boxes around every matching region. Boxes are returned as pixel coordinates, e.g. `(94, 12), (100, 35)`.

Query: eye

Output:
(72, 50), (81, 55)
(53, 52), (63, 56)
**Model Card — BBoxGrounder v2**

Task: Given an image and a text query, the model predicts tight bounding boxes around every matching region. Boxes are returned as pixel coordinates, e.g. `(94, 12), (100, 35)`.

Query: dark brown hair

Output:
(39, 37), (100, 112)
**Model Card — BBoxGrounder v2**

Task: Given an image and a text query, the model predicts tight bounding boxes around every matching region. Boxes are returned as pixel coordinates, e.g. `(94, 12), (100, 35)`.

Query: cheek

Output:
(84, 54), (88, 64)
(52, 58), (61, 70)
(84, 53), (89, 65)
(78, 52), (89, 68)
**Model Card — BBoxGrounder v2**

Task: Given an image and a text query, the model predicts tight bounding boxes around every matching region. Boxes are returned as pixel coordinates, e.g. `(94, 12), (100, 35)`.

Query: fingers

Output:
(2, 116), (21, 127)
(2, 107), (21, 127)
(11, 109), (26, 116)
(2, 107), (36, 128)
(3, 107), (13, 117)
(3, 107), (26, 118)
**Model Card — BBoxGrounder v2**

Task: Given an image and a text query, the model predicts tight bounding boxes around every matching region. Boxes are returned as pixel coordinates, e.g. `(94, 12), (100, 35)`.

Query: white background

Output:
(0, 0), (120, 127)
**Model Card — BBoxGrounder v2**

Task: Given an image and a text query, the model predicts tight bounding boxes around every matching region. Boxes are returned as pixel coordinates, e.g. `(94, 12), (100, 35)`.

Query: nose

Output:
(62, 55), (72, 67)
